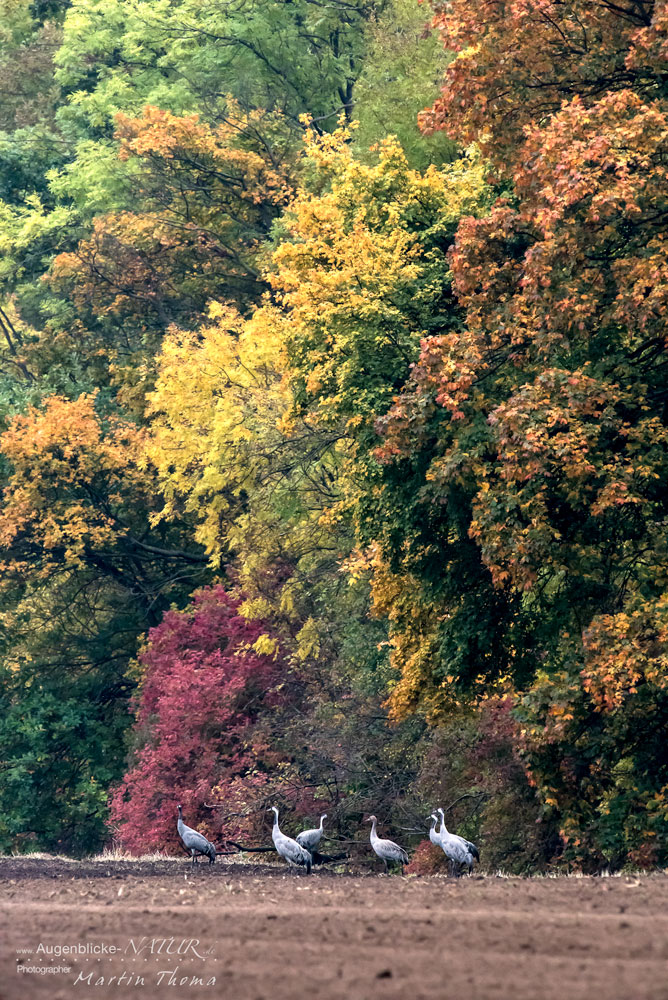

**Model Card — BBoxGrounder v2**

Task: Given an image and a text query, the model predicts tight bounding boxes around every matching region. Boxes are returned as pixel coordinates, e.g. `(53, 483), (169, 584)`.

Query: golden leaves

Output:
(0, 393), (147, 573)
(145, 301), (289, 562)
(582, 598), (668, 713)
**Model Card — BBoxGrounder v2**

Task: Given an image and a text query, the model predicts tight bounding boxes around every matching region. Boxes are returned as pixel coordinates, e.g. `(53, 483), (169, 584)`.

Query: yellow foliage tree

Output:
(145, 300), (340, 616)
(0, 392), (207, 631)
(146, 124), (488, 695)
(272, 123), (487, 437)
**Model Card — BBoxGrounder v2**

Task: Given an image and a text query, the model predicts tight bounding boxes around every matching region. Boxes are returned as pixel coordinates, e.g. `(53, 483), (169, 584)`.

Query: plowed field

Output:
(1, 858), (667, 1000)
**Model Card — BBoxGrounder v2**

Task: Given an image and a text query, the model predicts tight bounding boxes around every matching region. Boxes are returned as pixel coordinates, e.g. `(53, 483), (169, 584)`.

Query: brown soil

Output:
(1, 857), (668, 1000)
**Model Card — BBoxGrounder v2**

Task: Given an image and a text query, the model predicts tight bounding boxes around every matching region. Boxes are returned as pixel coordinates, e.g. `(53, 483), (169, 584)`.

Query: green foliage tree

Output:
(0, 579), (137, 854)
(352, 0), (457, 168)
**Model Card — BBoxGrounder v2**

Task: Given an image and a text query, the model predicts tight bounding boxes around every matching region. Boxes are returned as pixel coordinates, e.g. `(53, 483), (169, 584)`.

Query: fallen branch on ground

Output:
(225, 841), (348, 865)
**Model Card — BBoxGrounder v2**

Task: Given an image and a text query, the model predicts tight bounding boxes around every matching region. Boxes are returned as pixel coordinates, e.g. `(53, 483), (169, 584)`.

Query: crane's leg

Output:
(383, 860), (388, 875)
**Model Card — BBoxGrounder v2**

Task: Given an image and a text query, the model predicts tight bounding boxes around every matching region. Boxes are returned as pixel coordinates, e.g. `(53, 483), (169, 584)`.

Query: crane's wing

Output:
(377, 837), (408, 862)
(296, 828), (319, 850)
(440, 834), (470, 862)
(181, 828), (213, 854)
(450, 833), (478, 860)
(288, 840), (311, 865)
(275, 831), (311, 866)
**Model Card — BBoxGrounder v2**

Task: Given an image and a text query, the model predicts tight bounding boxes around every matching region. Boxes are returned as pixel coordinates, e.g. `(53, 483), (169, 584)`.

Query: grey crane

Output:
(428, 813), (441, 848)
(366, 815), (409, 875)
(177, 805), (216, 865)
(437, 807), (479, 861)
(430, 812), (471, 876)
(296, 813), (327, 853)
(435, 807), (478, 876)
(269, 806), (312, 874)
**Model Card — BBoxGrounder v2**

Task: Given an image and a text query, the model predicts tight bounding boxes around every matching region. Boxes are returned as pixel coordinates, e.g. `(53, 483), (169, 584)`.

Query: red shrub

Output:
(109, 585), (290, 853)
(404, 839), (449, 875)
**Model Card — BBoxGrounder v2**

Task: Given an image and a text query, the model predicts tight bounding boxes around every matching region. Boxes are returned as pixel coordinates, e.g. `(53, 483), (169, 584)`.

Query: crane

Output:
(177, 805), (216, 865)
(437, 807), (479, 861)
(296, 813), (327, 853)
(366, 815), (409, 875)
(269, 806), (312, 874)
(435, 807), (478, 876)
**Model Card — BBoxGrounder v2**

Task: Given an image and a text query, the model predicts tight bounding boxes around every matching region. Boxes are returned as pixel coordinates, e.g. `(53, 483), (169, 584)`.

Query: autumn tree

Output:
(275, 123), (486, 434)
(363, 0), (668, 865)
(420, 1), (661, 173)
(0, 392), (207, 604)
(0, 392), (209, 852)
(43, 104), (293, 406)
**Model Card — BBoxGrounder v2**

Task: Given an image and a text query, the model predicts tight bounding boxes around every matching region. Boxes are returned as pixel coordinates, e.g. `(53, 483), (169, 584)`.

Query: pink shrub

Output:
(109, 585), (288, 852)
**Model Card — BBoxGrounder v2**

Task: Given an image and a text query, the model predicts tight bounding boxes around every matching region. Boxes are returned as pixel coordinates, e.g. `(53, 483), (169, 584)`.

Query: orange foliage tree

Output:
(0, 392), (207, 617)
(50, 103), (294, 393)
(421, 1), (662, 171)
(363, 1), (668, 866)
(0, 392), (211, 854)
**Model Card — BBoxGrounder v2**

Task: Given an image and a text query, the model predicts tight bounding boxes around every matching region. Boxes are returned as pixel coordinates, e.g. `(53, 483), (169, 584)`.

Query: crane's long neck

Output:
(429, 816), (436, 834)
(438, 810), (448, 835)
(272, 810), (280, 833)
(319, 815), (325, 832)
(370, 818), (378, 841)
